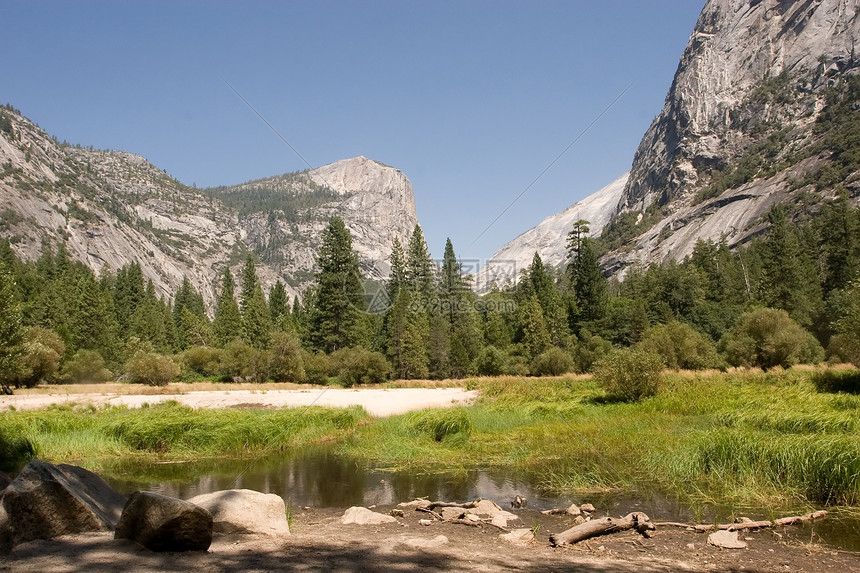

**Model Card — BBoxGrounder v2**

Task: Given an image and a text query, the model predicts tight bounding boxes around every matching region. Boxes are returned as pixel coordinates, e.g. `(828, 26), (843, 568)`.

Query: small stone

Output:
(390, 509), (405, 518)
(580, 503), (596, 513)
(686, 543), (696, 549)
(500, 528), (533, 545)
(565, 503), (582, 516)
(418, 519), (432, 526)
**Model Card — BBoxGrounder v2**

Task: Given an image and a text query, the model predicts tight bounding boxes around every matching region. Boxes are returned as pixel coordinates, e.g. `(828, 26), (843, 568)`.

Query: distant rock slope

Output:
(0, 107), (417, 306)
(480, 173), (627, 289)
(605, 0), (860, 272)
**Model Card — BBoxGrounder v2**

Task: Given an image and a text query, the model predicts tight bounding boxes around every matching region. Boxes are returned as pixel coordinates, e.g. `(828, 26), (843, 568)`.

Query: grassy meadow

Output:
(1, 368), (859, 513)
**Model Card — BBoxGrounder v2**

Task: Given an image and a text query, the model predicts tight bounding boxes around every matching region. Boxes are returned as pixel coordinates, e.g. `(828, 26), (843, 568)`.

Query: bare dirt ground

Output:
(0, 387), (478, 417)
(2, 506), (858, 572)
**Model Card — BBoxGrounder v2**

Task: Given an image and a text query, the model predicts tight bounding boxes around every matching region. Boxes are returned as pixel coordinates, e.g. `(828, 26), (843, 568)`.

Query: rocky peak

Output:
(621, 0), (860, 212)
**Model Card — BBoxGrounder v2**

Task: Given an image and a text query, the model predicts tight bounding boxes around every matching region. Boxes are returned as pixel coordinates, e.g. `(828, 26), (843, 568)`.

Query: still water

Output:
(102, 447), (860, 552)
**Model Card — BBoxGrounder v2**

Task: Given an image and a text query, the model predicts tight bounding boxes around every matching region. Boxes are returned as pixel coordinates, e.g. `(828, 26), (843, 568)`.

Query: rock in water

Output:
(340, 506), (398, 525)
(0, 460), (126, 549)
(115, 491), (212, 552)
(186, 489), (290, 537)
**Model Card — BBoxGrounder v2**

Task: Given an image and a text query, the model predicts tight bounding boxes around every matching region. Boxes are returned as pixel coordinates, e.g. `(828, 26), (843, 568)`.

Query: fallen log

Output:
(541, 503), (582, 516)
(654, 510), (828, 532)
(550, 512), (654, 547)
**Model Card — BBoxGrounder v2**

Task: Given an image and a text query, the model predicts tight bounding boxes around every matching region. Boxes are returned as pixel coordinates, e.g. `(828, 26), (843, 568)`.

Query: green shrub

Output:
(409, 408), (473, 442)
(301, 350), (331, 385)
(124, 351), (180, 386)
(220, 340), (270, 383)
(330, 347), (390, 387)
(594, 347), (664, 402)
(60, 350), (112, 384)
(812, 369), (860, 394)
(474, 345), (508, 376)
(180, 346), (223, 377)
(720, 308), (824, 369)
(530, 346), (573, 376)
(636, 321), (725, 370)
(14, 327), (65, 388)
(268, 331), (305, 383)
(572, 330), (612, 373)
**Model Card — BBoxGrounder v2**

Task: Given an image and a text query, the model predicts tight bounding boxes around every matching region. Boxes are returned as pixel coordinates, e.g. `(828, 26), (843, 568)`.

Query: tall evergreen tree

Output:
(70, 272), (118, 361)
(0, 264), (24, 386)
(114, 262), (145, 336)
(567, 226), (607, 325)
(213, 268), (242, 347)
(518, 295), (550, 359)
(758, 206), (822, 326)
(239, 254), (260, 312)
(406, 225), (435, 300)
(172, 277), (207, 350)
(309, 217), (364, 353)
(387, 237), (407, 304)
(268, 280), (290, 330)
(242, 283), (273, 349)
(818, 193), (860, 294)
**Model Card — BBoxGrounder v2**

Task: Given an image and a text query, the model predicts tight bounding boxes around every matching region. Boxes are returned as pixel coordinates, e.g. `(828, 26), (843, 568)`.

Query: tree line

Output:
(2, 195), (860, 388)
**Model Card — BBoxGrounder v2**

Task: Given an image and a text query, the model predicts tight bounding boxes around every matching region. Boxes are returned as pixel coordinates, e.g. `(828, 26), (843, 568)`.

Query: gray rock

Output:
(340, 506), (398, 525)
(708, 529), (748, 549)
(440, 507), (465, 521)
(0, 460), (126, 549)
(115, 491), (212, 552)
(186, 489), (289, 537)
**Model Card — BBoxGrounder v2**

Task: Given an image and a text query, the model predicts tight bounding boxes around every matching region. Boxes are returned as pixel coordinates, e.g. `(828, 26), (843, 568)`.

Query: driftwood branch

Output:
(550, 512), (654, 547)
(416, 507), (444, 521)
(654, 510), (828, 532)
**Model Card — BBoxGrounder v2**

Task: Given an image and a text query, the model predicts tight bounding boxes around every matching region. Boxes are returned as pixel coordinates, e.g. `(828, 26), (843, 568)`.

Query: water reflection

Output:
(101, 448), (860, 552)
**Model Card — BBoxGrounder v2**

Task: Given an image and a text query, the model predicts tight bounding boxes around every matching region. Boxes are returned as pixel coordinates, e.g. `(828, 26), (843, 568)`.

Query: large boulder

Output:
(186, 489), (290, 537)
(115, 491), (212, 552)
(0, 460), (126, 550)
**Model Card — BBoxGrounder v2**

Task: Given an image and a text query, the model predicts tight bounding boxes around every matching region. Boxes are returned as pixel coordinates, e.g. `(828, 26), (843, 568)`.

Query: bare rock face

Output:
(622, 0), (860, 212)
(480, 174), (626, 289)
(0, 460), (126, 550)
(115, 491), (212, 552)
(186, 489), (290, 537)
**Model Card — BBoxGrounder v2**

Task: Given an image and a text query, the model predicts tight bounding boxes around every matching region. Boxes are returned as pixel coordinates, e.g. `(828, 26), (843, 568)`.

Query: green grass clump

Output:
(812, 369), (860, 394)
(408, 408), (473, 442)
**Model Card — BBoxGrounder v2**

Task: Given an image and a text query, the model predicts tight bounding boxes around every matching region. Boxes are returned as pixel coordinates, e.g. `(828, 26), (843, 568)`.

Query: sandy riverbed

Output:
(0, 388), (478, 417)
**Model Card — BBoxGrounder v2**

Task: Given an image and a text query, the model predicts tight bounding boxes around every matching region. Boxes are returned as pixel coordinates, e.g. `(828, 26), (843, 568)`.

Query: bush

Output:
(572, 330), (612, 373)
(474, 345), (508, 376)
(180, 346), (223, 377)
(14, 327), (65, 388)
(268, 331), (305, 383)
(124, 351), (180, 386)
(636, 321), (725, 370)
(530, 346), (574, 376)
(221, 340), (269, 383)
(594, 347), (664, 402)
(60, 350), (112, 384)
(330, 347), (391, 387)
(301, 350), (331, 385)
(720, 308), (824, 369)
(812, 369), (860, 394)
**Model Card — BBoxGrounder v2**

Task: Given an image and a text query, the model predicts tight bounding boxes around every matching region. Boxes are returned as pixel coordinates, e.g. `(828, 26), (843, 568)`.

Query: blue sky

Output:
(4, 1), (703, 262)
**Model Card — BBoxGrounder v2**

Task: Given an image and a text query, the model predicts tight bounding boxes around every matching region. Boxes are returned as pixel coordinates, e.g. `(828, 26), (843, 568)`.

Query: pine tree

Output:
(69, 272), (118, 361)
(172, 277), (208, 351)
(387, 237), (407, 304)
(242, 283), (273, 348)
(0, 264), (24, 386)
(758, 206), (822, 326)
(268, 280), (290, 330)
(568, 233), (607, 325)
(427, 313), (451, 379)
(213, 268), (242, 346)
(130, 280), (171, 353)
(309, 217), (364, 353)
(114, 262), (145, 336)
(406, 225), (435, 301)
(518, 295), (550, 359)
(819, 193), (860, 294)
(239, 254), (259, 312)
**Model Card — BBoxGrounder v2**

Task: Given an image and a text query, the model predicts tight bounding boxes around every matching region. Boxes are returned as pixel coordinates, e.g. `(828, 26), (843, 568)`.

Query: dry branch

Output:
(654, 510), (828, 532)
(550, 512), (654, 547)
